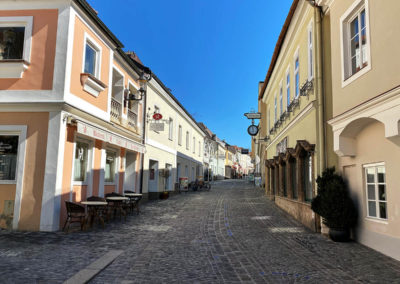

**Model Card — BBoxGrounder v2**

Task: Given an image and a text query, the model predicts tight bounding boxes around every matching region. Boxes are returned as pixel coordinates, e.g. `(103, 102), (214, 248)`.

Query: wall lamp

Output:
(127, 70), (152, 101)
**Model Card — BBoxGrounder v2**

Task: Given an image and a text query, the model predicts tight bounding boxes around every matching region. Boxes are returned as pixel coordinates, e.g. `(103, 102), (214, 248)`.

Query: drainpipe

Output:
(139, 81), (149, 194)
(311, 1), (327, 176)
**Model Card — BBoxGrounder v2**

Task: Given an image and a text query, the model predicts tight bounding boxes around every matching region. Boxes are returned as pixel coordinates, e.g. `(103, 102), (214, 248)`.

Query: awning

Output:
(76, 121), (146, 153)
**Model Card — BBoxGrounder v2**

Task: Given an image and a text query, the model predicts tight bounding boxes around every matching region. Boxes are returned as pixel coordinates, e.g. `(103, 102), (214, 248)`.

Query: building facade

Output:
(0, 0), (150, 231)
(142, 76), (205, 199)
(259, 0), (336, 231)
(319, 0), (400, 260)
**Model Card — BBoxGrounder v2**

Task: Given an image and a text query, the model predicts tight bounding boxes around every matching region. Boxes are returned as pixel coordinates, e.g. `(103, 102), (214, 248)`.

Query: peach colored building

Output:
(0, 0), (150, 231)
(318, 0), (400, 260)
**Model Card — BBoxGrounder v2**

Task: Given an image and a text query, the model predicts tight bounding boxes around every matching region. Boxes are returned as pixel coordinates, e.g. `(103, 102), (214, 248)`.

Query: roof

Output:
(258, 0), (300, 100)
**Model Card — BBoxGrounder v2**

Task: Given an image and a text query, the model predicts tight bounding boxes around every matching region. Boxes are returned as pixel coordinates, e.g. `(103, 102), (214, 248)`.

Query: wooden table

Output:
(106, 196), (129, 220)
(81, 201), (108, 228)
(123, 193), (142, 214)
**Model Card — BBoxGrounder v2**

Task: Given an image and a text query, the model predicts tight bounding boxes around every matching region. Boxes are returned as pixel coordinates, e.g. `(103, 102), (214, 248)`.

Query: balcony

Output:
(127, 109), (138, 129)
(110, 98), (122, 123)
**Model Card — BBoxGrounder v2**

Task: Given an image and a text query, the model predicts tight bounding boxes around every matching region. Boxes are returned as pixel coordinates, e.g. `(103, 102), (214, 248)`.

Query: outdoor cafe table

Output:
(106, 196), (129, 219)
(81, 201), (108, 228)
(123, 193), (143, 213)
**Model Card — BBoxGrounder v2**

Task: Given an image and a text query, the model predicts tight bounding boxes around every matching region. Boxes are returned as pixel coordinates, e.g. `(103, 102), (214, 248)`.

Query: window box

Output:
(0, 59), (29, 78)
(80, 73), (106, 97)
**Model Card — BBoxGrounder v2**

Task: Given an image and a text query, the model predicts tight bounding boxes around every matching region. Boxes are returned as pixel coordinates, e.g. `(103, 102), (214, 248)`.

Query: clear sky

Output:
(87, 0), (293, 149)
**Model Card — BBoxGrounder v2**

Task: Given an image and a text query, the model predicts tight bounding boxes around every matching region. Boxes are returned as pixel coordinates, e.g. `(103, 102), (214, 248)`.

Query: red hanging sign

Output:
(153, 113), (163, 120)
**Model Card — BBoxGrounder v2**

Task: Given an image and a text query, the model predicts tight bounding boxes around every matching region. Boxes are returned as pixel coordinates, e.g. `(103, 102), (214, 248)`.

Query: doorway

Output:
(124, 151), (137, 192)
(148, 160), (159, 192)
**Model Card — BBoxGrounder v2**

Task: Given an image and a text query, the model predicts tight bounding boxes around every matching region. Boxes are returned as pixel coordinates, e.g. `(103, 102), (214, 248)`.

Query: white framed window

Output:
(168, 118), (173, 140)
(340, 0), (371, 86)
(308, 22), (314, 80)
(193, 137), (196, 154)
(178, 125), (182, 145)
(274, 94), (277, 123)
(186, 131), (189, 150)
(286, 69), (290, 107)
(82, 33), (102, 78)
(105, 149), (117, 183)
(198, 141), (201, 157)
(0, 16), (33, 78)
(279, 84), (283, 116)
(364, 163), (387, 220)
(0, 135), (19, 182)
(73, 140), (91, 183)
(294, 54), (300, 98)
(267, 107), (270, 132)
(0, 16), (33, 62)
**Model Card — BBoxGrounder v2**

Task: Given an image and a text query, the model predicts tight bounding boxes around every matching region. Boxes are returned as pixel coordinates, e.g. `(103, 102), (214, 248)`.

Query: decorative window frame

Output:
(286, 67), (291, 107)
(307, 21), (314, 80)
(186, 131), (189, 150)
(0, 125), (27, 230)
(363, 162), (388, 222)
(293, 47), (300, 99)
(274, 93), (277, 123)
(279, 81), (283, 116)
(178, 125), (182, 145)
(72, 137), (93, 187)
(80, 33), (105, 97)
(0, 16), (33, 78)
(340, 0), (371, 88)
(193, 136), (196, 154)
(168, 118), (173, 141)
(104, 147), (119, 185)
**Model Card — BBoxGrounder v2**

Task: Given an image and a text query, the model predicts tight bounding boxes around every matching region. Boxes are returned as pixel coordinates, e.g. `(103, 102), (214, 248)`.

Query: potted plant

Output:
(311, 167), (357, 242)
(159, 169), (171, 199)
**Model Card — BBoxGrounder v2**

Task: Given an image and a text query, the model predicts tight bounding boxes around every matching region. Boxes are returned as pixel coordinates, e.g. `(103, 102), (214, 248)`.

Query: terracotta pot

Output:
(329, 228), (350, 242)
(160, 191), (169, 200)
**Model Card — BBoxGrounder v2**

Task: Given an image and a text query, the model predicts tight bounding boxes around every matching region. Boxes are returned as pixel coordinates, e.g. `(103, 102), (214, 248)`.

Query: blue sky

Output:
(87, 0), (293, 149)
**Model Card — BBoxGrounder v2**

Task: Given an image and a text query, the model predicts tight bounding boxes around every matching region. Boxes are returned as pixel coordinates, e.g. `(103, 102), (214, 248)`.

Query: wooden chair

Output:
(124, 190), (140, 214)
(86, 196), (109, 227)
(105, 192), (128, 220)
(63, 201), (86, 233)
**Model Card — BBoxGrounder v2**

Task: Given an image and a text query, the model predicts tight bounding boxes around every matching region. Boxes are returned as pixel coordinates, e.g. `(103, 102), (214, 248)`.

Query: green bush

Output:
(311, 167), (357, 229)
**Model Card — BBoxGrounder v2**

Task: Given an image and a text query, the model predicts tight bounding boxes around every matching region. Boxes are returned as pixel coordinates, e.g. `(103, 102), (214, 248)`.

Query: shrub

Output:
(311, 167), (357, 229)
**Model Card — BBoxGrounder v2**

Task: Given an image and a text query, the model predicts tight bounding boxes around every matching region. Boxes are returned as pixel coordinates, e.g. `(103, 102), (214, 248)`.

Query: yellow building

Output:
(259, 0), (335, 231)
(318, 0), (400, 260)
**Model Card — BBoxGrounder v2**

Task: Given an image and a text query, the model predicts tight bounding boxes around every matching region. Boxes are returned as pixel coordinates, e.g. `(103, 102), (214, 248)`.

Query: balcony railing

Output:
(110, 98), (122, 122)
(127, 109), (137, 129)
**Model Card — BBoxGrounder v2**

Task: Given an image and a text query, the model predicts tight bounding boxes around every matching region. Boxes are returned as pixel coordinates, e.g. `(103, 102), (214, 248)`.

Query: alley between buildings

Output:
(1, 180), (400, 283)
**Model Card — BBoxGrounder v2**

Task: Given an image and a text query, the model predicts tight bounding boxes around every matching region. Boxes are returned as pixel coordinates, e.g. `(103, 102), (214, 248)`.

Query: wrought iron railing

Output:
(300, 79), (314, 97)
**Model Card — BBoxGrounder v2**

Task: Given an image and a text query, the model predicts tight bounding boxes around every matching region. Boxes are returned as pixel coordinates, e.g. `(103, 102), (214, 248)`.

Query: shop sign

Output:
(77, 121), (145, 153)
(153, 113), (163, 120)
(149, 123), (164, 132)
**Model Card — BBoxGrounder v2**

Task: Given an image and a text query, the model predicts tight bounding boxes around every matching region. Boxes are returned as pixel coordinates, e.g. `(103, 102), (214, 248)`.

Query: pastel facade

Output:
(259, 0), (336, 231)
(0, 0), (148, 231)
(142, 76), (205, 199)
(319, 0), (400, 260)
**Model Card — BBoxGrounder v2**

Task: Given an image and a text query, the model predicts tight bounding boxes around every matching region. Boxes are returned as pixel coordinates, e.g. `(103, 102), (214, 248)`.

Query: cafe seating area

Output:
(63, 191), (143, 233)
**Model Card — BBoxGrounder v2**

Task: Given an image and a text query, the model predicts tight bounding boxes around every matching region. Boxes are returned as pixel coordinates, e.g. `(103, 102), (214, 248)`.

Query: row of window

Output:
(268, 23), (314, 132)
(176, 124), (201, 156)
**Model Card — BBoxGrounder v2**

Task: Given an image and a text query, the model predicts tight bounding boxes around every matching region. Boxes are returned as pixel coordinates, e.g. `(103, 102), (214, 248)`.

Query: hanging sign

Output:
(153, 113), (163, 120)
(149, 122), (164, 132)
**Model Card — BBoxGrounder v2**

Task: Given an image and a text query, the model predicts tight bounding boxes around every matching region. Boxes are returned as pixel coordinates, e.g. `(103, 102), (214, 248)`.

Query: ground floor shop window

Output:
(0, 135), (19, 181)
(365, 164), (387, 220)
(105, 150), (117, 183)
(290, 160), (298, 199)
(73, 141), (89, 182)
(282, 164), (287, 197)
(303, 153), (313, 202)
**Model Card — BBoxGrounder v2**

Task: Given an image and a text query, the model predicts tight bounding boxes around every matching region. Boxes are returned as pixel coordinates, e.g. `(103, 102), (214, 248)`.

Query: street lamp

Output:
(128, 71), (152, 101)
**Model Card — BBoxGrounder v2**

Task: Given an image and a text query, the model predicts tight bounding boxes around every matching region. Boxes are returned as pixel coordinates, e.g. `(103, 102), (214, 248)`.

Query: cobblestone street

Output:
(1, 180), (400, 283)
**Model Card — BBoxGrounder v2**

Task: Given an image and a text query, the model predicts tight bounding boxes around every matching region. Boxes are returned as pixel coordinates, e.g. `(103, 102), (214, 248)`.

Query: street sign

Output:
(244, 112), (261, 119)
(153, 113), (163, 120)
(150, 123), (164, 131)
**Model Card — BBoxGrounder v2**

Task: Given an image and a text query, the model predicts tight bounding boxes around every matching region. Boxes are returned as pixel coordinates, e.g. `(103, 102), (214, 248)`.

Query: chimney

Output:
(126, 51), (143, 64)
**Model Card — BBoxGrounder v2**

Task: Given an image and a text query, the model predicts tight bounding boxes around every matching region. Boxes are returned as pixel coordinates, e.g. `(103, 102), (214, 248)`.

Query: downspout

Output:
(139, 81), (148, 194)
(313, 2), (326, 176)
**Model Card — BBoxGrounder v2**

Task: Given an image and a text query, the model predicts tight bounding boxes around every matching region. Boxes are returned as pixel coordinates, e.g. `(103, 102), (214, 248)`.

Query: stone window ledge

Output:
(80, 73), (107, 97)
(0, 60), (30, 78)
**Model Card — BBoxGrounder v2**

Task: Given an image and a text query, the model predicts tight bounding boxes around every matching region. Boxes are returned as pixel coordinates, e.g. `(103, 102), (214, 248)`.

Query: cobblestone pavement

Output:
(1, 180), (400, 283)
